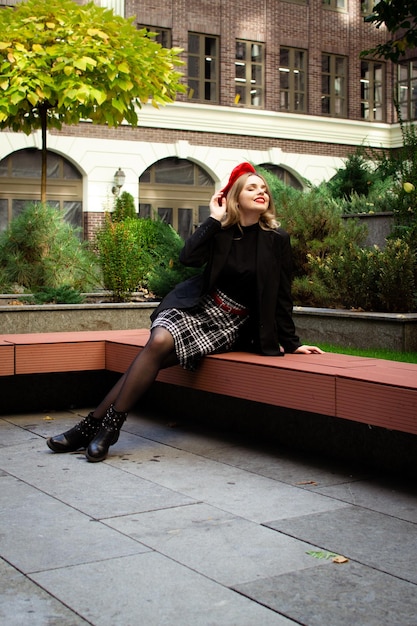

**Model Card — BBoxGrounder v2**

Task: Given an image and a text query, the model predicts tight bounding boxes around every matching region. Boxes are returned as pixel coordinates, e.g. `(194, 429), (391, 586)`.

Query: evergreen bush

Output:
(0, 202), (100, 294)
(112, 191), (136, 222)
(305, 239), (415, 313)
(96, 216), (198, 301)
(96, 215), (149, 301)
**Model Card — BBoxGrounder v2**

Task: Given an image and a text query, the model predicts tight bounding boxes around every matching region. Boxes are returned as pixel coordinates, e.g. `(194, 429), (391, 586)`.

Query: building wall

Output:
(0, 0), (401, 240)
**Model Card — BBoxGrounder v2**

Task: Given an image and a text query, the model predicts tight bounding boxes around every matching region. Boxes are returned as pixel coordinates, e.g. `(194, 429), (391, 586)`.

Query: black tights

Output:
(92, 327), (178, 418)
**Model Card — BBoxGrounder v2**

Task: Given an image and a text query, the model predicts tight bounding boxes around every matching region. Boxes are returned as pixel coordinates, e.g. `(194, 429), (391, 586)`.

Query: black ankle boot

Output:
(47, 413), (102, 453)
(86, 405), (128, 463)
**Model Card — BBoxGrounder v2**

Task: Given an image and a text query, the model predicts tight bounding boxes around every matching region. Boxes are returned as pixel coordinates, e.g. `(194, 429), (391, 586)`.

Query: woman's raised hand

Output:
(209, 192), (227, 222)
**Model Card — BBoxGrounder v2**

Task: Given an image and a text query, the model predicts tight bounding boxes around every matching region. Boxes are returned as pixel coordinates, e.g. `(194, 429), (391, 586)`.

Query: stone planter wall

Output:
(343, 212), (394, 248)
(293, 307), (417, 352)
(1, 300), (416, 352)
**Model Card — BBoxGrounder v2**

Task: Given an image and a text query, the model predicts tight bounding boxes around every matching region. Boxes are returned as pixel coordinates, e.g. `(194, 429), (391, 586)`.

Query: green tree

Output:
(362, 1), (417, 61)
(112, 191), (136, 222)
(0, 0), (184, 201)
(0, 202), (99, 292)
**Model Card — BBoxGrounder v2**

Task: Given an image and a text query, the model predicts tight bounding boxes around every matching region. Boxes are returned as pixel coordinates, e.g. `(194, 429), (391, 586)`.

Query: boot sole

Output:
(46, 438), (85, 453)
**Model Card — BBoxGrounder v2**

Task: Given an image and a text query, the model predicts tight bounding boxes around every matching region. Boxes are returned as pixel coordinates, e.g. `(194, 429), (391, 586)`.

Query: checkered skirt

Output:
(151, 290), (249, 371)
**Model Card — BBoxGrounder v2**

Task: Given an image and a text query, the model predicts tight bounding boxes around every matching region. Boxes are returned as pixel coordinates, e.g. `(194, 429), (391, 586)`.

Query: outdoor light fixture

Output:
(112, 167), (126, 195)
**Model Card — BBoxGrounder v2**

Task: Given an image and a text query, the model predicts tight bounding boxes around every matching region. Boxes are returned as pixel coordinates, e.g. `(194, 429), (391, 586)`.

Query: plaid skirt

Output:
(151, 289), (249, 371)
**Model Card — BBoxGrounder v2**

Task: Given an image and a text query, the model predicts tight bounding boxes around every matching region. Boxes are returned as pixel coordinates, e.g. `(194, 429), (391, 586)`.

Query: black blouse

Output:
(215, 223), (258, 310)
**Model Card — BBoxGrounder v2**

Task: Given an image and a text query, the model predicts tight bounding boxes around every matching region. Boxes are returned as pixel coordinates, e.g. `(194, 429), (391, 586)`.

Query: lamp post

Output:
(112, 167), (126, 196)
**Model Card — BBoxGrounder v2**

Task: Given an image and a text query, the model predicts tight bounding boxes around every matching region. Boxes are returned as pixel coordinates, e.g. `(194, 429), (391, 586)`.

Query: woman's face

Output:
(237, 174), (270, 222)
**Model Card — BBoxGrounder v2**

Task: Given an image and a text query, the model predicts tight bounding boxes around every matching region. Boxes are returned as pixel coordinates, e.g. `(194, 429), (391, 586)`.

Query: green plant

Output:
(305, 238), (416, 313)
(96, 215), (200, 301)
(260, 168), (366, 279)
(326, 151), (376, 200)
(130, 217), (199, 297)
(112, 191), (136, 222)
(0, 202), (100, 292)
(96, 216), (148, 301)
(29, 285), (85, 304)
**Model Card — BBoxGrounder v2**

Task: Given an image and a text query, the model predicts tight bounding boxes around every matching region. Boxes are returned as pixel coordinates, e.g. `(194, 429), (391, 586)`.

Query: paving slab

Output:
(313, 478), (417, 522)
(124, 412), (370, 488)
(265, 505), (417, 583)
(0, 474), (149, 573)
(233, 560), (417, 626)
(30, 552), (293, 626)
(0, 558), (86, 626)
(0, 437), (196, 519)
(105, 438), (350, 524)
(104, 501), (327, 587)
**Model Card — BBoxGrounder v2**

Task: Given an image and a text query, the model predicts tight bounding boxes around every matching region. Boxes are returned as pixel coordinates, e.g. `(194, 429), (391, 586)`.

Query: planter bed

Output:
(0, 295), (416, 352)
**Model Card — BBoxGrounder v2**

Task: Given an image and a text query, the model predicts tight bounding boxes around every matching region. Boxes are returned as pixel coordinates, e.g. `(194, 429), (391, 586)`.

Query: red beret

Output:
(220, 162), (256, 198)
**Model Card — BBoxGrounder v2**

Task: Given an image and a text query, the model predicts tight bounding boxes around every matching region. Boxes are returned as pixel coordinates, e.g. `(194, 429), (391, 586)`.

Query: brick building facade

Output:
(0, 0), (415, 240)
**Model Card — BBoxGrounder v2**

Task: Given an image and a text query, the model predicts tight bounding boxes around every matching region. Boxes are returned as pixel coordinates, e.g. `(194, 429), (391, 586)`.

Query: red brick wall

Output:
(126, 0), (391, 120)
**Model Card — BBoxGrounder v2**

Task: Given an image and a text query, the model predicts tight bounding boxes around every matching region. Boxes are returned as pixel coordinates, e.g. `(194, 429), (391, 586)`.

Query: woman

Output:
(47, 162), (323, 462)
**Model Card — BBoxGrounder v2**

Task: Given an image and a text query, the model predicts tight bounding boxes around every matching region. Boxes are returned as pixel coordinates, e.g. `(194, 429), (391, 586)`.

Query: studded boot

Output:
(47, 413), (102, 453)
(86, 405), (128, 463)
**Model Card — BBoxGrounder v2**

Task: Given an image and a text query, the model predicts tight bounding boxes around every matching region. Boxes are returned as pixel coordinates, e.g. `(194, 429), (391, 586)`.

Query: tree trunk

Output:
(40, 104), (47, 203)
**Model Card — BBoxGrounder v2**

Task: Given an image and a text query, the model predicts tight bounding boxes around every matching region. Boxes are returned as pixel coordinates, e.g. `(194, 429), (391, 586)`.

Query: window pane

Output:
(157, 207), (173, 225)
(188, 56), (199, 78)
(0, 199), (8, 232)
(205, 58), (215, 79)
(280, 70), (289, 90)
(154, 159), (194, 184)
(178, 208), (193, 241)
(295, 93), (304, 111)
(188, 34), (199, 54)
(198, 205), (210, 223)
(236, 41), (246, 60)
(63, 201), (82, 230)
(139, 203), (151, 218)
(280, 48), (289, 66)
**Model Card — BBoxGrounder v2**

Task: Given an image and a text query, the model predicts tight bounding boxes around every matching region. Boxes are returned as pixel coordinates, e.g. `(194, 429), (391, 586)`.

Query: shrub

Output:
(326, 151), (376, 200)
(96, 216), (149, 301)
(0, 202), (100, 292)
(112, 191), (136, 222)
(28, 285), (85, 304)
(96, 216), (199, 301)
(305, 239), (416, 313)
(259, 168), (366, 278)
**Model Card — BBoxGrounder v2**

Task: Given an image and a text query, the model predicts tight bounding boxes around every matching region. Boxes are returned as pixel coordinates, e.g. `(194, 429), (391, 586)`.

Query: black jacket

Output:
(151, 217), (301, 355)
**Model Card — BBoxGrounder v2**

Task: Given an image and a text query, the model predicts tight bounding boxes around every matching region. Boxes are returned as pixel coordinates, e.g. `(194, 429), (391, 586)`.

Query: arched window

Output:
(0, 149), (83, 234)
(259, 163), (304, 190)
(139, 157), (214, 240)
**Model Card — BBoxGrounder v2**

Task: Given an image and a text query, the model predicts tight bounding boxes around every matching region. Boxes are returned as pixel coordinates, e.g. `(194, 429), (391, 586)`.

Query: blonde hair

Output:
(221, 172), (279, 230)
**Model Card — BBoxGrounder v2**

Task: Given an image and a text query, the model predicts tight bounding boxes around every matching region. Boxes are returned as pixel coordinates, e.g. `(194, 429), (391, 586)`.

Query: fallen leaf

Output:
(43, 415), (54, 421)
(332, 555), (349, 564)
(296, 480), (318, 486)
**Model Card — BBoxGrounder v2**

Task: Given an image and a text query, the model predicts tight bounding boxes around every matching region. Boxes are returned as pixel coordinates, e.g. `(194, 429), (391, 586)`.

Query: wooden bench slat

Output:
(15, 342), (106, 374)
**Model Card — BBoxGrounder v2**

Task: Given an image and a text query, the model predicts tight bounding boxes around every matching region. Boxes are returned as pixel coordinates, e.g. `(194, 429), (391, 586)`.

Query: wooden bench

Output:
(1, 329), (416, 437)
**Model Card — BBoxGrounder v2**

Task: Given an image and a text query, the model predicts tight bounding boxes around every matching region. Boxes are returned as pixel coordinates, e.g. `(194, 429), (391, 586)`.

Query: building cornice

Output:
(137, 101), (404, 149)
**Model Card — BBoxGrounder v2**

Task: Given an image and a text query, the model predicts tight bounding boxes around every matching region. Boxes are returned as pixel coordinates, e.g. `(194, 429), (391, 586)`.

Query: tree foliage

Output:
(0, 0), (185, 199)
(362, 0), (417, 61)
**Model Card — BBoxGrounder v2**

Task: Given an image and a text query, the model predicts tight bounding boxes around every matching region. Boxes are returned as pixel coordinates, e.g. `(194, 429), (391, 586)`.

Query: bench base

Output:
(2, 370), (415, 475)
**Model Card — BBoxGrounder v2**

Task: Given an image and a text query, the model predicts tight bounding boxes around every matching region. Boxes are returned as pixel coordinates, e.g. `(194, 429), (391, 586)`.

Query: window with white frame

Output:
(235, 40), (264, 107)
(323, 0), (347, 9)
(188, 33), (219, 103)
(361, 60), (385, 121)
(397, 60), (417, 121)
(279, 47), (307, 113)
(321, 53), (347, 117)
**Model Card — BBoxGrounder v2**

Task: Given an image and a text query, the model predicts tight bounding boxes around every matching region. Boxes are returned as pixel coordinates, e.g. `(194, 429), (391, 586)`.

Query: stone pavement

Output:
(1, 408), (416, 626)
